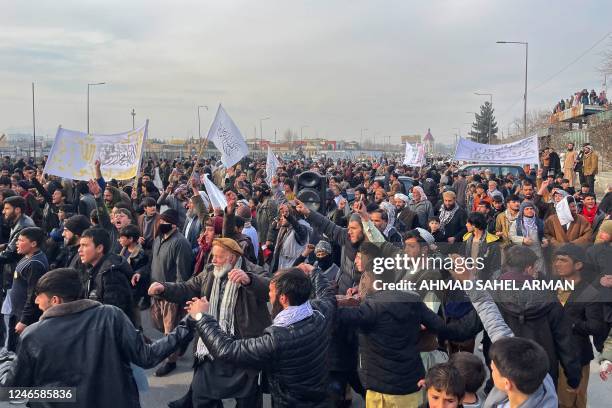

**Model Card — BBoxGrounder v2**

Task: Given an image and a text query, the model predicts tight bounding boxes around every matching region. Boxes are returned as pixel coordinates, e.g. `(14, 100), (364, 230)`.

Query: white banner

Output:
(206, 104), (249, 168)
(265, 146), (280, 183)
(44, 121), (148, 181)
(403, 142), (425, 167)
(202, 173), (227, 211)
(454, 134), (540, 164)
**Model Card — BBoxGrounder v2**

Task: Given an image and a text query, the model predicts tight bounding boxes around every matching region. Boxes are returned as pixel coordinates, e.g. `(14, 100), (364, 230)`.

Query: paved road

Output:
(138, 309), (610, 408)
(0, 309), (608, 407)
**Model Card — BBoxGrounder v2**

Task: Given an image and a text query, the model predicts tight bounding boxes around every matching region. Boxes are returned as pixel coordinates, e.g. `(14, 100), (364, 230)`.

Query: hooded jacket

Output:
(493, 285), (581, 388)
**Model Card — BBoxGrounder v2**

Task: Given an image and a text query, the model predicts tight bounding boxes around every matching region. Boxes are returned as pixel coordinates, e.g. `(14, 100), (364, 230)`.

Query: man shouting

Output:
(148, 237), (270, 408)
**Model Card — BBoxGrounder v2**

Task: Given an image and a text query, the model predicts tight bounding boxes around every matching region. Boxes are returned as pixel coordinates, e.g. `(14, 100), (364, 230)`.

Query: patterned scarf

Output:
(439, 203), (459, 229)
(272, 301), (314, 327)
(195, 258), (242, 361)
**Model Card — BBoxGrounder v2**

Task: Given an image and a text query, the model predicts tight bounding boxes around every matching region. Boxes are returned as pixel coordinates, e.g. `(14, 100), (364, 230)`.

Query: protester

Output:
(148, 208), (193, 376)
(148, 237), (270, 407)
(2, 268), (192, 408)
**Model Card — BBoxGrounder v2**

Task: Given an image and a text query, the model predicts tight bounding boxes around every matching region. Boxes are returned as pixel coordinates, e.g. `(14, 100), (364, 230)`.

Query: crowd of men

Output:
(0, 149), (610, 408)
(553, 88), (609, 113)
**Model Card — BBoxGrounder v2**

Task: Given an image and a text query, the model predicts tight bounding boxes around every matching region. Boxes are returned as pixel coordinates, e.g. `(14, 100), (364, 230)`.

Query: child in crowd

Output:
(449, 352), (486, 408)
(428, 216), (446, 242)
(422, 362), (465, 408)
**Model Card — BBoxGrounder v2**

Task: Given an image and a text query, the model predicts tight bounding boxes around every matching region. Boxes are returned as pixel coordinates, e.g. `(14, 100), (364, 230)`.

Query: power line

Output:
(530, 31), (611, 92)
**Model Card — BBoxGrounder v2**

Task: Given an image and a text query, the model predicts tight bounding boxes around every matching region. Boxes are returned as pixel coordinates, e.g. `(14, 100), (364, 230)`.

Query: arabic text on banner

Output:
(206, 104), (249, 168)
(44, 122), (148, 181)
(454, 134), (540, 164)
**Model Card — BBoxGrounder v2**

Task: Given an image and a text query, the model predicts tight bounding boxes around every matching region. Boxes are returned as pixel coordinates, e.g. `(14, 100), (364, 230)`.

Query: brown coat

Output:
(582, 152), (598, 176)
(544, 213), (593, 247)
(161, 258), (271, 339)
(137, 213), (161, 247)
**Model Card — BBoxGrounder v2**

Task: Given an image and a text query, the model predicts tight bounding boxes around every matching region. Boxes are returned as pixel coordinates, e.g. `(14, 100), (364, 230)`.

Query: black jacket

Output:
(195, 269), (335, 408)
(3, 300), (191, 408)
(561, 280), (607, 366)
(337, 290), (473, 395)
(84, 254), (135, 323)
(495, 289), (582, 388)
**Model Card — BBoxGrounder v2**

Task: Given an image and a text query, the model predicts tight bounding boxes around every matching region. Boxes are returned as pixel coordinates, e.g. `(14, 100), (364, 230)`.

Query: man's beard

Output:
(444, 203), (455, 211)
(568, 147), (574, 151)
(213, 263), (233, 278)
(271, 295), (283, 319)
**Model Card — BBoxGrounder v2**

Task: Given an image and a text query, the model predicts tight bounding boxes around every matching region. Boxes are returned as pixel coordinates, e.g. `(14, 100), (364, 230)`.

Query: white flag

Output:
(202, 173), (227, 211)
(266, 146), (280, 183)
(403, 142), (424, 167)
(206, 104), (249, 168)
(44, 122), (148, 181)
(454, 134), (540, 164)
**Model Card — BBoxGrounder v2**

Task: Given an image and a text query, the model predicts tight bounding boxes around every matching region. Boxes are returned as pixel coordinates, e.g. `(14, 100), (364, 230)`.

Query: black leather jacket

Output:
(84, 254), (135, 323)
(3, 300), (191, 408)
(195, 269), (336, 407)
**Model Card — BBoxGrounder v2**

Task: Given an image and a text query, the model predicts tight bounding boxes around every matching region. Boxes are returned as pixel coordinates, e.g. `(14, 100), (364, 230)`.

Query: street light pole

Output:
(260, 117), (270, 149)
(300, 125), (309, 143)
(497, 41), (528, 137)
(360, 128), (368, 148)
(474, 92), (493, 143)
(197, 105), (208, 140)
(131, 108), (136, 130)
(87, 82), (106, 134)
(32, 82), (36, 162)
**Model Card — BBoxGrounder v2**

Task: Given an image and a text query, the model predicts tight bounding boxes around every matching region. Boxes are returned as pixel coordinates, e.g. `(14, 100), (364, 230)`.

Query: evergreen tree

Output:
(469, 102), (498, 143)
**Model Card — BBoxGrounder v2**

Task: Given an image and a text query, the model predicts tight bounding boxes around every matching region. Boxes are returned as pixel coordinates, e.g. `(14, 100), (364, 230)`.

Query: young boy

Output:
(423, 362), (465, 408)
(449, 352), (486, 408)
(428, 216), (446, 242)
(118, 224), (149, 311)
(6, 227), (49, 350)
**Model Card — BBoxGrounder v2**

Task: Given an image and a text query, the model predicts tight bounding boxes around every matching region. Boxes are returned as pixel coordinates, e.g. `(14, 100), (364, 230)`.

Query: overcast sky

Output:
(1, 0), (610, 145)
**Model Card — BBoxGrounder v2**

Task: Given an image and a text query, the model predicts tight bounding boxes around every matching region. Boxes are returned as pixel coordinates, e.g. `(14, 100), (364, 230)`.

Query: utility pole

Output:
(32, 82), (36, 162)
(131, 108), (136, 130)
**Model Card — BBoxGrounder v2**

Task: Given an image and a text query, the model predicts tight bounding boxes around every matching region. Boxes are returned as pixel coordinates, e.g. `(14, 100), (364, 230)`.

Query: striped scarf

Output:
(195, 258), (242, 361)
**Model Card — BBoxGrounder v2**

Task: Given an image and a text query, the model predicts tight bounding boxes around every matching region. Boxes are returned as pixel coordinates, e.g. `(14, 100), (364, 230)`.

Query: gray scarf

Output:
(195, 258), (242, 361)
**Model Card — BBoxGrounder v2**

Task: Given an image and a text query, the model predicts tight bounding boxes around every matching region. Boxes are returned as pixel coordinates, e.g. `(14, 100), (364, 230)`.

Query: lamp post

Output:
(474, 92), (493, 143)
(452, 127), (461, 150)
(260, 117), (270, 150)
(87, 82), (106, 134)
(497, 41), (528, 137)
(32, 83), (36, 162)
(360, 128), (368, 149)
(300, 125), (309, 143)
(131, 108), (136, 130)
(197, 105), (208, 140)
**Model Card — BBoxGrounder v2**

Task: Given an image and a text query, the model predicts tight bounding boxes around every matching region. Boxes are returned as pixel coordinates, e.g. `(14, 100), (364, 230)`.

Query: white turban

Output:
(394, 193), (410, 204)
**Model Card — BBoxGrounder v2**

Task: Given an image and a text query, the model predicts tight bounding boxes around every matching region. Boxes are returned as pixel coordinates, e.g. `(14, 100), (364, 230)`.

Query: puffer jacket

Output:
(3, 300), (191, 408)
(337, 290), (474, 395)
(195, 269), (336, 408)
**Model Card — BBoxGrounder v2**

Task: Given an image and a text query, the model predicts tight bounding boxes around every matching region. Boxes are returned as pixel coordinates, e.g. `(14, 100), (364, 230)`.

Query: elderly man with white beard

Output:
(148, 237), (271, 408)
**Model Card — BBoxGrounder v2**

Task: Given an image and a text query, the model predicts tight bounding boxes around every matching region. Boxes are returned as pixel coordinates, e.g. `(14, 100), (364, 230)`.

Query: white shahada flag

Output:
(403, 143), (425, 167)
(266, 146), (280, 183)
(202, 173), (227, 211)
(454, 134), (540, 164)
(206, 104), (249, 168)
(44, 121), (148, 181)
